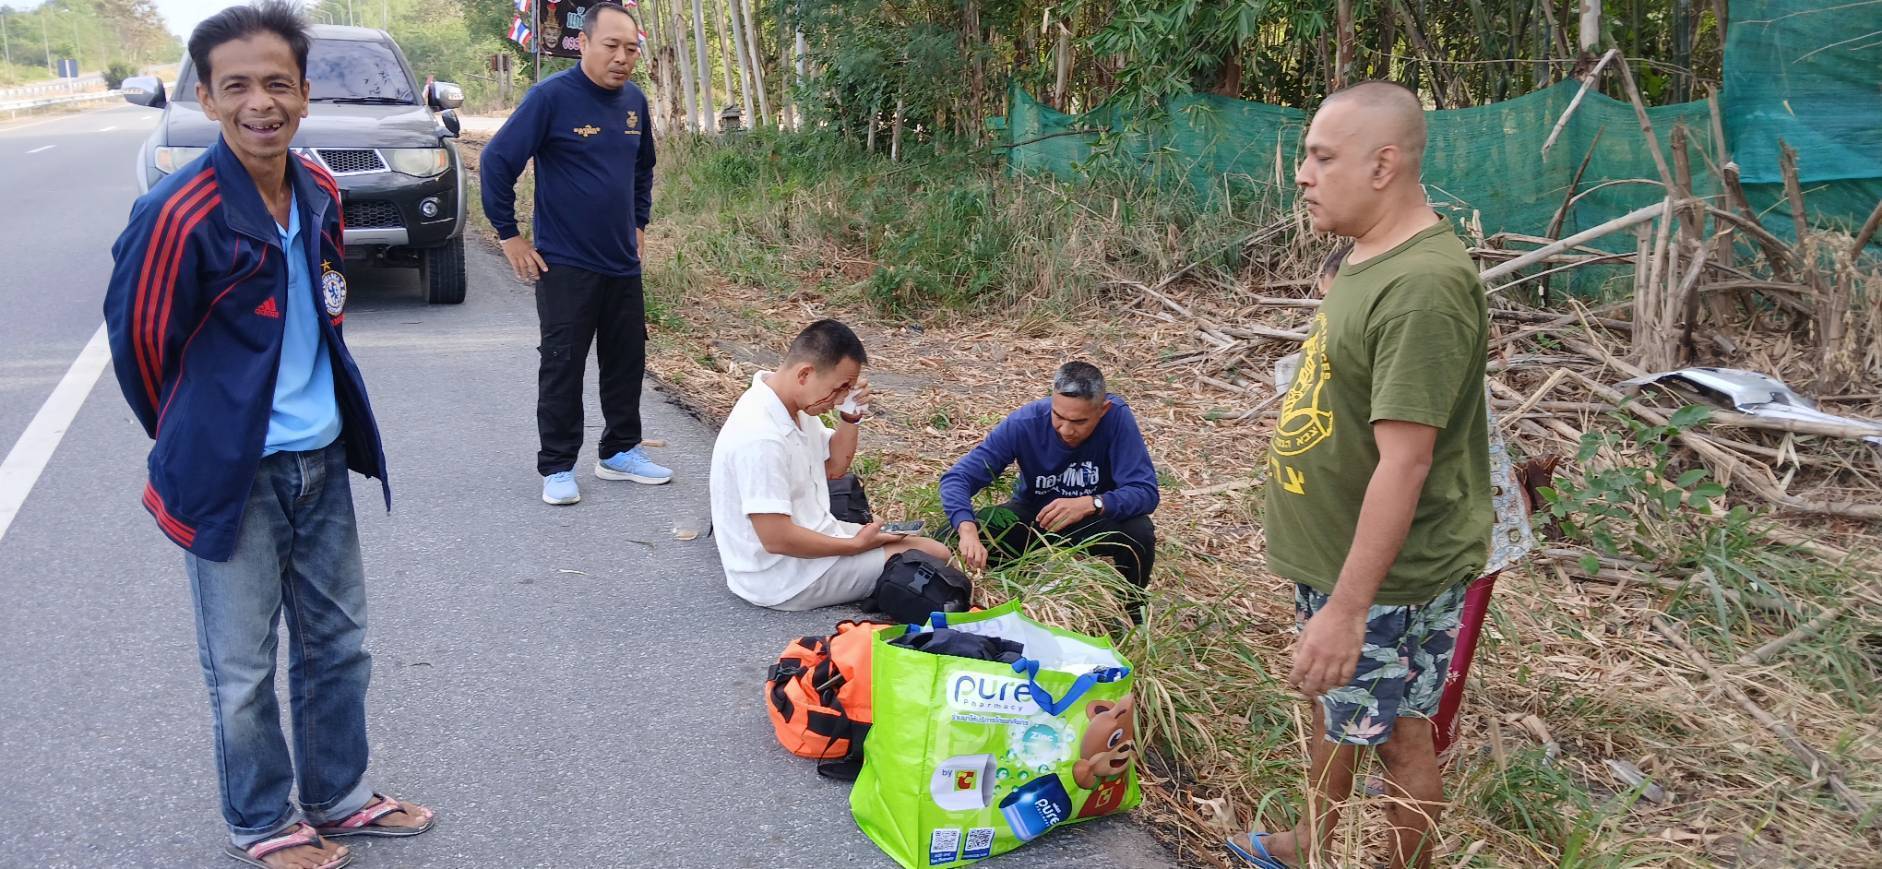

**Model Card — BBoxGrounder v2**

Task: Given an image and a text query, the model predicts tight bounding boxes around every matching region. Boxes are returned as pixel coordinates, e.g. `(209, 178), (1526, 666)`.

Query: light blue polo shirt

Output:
(263, 193), (342, 456)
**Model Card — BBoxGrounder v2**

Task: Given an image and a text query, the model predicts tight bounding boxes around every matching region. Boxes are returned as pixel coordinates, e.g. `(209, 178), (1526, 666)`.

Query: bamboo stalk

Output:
(1480, 200), (1678, 283)
(1611, 53), (1677, 192)
(1738, 603), (1854, 666)
(1851, 197), (1882, 257)
(1541, 48), (1618, 157)
(1685, 407), (1882, 440)
(1571, 569), (1785, 611)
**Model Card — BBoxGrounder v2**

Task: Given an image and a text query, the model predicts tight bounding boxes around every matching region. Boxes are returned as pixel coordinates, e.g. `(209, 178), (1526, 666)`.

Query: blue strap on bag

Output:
(1012, 658), (1132, 717)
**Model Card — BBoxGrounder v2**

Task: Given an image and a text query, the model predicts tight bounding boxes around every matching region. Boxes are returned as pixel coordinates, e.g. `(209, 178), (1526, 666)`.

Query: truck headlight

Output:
(382, 148), (450, 177)
(153, 146), (207, 174)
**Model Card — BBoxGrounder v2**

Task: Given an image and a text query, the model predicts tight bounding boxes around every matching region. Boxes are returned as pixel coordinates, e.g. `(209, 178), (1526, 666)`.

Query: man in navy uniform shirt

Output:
(481, 1), (670, 505)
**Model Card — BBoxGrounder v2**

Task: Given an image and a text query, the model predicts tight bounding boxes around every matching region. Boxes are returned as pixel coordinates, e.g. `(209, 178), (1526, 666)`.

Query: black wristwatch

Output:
(839, 411), (864, 425)
(1092, 494), (1106, 514)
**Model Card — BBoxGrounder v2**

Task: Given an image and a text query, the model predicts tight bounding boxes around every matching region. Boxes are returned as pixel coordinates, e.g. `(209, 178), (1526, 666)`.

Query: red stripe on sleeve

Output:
(132, 171), (215, 407)
(150, 193), (221, 375)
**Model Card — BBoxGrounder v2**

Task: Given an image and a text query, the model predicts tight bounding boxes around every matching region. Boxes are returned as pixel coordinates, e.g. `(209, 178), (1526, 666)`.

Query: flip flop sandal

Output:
(1226, 830), (1291, 868)
(224, 823), (352, 869)
(314, 794), (436, 839)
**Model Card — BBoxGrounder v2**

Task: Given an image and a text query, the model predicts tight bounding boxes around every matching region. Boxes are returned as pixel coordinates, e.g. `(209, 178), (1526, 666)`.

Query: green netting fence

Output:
(1001, 0), (1880, 262)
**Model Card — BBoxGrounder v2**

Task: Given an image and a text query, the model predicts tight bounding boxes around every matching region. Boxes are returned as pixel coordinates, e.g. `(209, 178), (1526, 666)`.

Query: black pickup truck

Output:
(122, 24), (469, 303)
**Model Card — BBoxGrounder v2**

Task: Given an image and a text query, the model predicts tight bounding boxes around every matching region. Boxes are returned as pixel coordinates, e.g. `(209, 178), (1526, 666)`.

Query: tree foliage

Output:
(0, 0), (179, 85)
(779, 0), (1722, 152)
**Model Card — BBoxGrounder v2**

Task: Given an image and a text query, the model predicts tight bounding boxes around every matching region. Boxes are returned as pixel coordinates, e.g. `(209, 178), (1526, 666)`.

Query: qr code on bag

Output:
(964, 827), (996, 860)
(929, 828), (961, 865)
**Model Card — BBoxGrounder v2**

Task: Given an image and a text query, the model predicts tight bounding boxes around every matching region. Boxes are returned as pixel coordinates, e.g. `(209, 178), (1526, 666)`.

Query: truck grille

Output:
(343, 200), (404, 229)
(317, 149), (385, 173)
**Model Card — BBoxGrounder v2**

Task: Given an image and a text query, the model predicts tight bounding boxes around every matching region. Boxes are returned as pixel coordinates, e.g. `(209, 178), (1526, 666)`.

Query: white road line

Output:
(97, 125), (117, 132)
(0, 323), (112, 545)
(26, 144), (54, 154)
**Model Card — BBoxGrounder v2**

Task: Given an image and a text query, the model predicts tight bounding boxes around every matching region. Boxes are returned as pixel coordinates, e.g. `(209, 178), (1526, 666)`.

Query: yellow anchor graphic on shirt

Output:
(1271, 312), (1334, 458)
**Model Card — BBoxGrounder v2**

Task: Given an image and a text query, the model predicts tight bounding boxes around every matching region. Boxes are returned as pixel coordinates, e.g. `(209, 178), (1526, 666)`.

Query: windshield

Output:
(175, 37), (416, 104)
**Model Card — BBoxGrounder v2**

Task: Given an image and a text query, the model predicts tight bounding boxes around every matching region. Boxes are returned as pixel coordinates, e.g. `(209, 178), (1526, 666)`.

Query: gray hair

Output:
(1053, 361), (1106, 403)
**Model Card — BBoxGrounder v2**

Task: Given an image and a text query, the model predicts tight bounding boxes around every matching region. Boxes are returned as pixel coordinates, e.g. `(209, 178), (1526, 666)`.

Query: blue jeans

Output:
(184, 442), (375, 847)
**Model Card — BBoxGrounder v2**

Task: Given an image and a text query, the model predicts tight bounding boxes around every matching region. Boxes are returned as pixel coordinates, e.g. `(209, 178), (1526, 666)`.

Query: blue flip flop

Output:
(1226, 831), (1291, 868)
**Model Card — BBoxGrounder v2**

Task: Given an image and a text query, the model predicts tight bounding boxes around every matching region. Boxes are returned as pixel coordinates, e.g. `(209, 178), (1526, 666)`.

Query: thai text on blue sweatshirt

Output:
(940, 395), (1161, 529)
(479, 68), (655, 277)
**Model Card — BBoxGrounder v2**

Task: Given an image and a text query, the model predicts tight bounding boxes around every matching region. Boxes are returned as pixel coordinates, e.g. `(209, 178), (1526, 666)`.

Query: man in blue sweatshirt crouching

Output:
(941, 362), (1161, 621)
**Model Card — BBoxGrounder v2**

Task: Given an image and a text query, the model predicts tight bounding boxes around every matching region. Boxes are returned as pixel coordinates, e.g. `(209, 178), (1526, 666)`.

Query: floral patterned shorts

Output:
(1294, 581), (1469, 746)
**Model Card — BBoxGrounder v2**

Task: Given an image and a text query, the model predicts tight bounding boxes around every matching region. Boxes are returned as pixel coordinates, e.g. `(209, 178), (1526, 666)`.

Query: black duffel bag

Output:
(827, 473), (874, 524)
(865, 550), (971, 624)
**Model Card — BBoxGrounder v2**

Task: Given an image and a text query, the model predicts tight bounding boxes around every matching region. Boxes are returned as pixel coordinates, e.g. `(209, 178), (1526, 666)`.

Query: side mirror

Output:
(427, 80), (465, 111)
(439, 109), (461, 138)
(122, 75), (166, 109)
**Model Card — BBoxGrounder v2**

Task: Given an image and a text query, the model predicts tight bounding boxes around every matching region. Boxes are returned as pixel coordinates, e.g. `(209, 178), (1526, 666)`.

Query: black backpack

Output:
(827, 473), (874, 524)
(866, 551), (972, 624)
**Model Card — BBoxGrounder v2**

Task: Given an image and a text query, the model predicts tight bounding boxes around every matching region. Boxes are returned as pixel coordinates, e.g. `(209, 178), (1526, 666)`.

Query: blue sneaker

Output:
(542, 471), (581, 505)
(595, 445), (673, 485)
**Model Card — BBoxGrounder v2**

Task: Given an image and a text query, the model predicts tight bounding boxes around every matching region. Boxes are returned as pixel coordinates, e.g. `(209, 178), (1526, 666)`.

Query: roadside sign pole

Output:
(534, 1), (542, 83)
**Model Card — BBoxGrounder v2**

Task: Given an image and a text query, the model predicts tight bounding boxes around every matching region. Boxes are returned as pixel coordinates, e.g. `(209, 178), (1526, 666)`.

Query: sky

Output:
(9, 0), (295, 38)
(151, 0), (244, 38)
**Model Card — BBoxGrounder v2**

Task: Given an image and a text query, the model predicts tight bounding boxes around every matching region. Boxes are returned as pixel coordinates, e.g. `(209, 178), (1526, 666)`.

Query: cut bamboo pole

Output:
(1738, 603), (1853, 666)
(1541, 48), (1618, 157)
(1481, 200), (1677, 284)
(1851, 197), (1882, 257)
(1612, 52), (1676, 192)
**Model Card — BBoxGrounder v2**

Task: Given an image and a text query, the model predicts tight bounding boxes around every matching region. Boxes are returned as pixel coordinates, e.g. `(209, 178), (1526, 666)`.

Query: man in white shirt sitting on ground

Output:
(710, 319), (953, 610)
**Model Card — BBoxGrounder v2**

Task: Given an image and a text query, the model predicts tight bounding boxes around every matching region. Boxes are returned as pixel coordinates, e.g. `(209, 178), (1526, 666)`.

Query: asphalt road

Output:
(0, 104), (1174, 868)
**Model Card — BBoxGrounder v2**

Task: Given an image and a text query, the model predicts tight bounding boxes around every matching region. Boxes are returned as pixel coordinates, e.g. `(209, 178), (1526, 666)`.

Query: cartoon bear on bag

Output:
(1073, 694), (1136, 818)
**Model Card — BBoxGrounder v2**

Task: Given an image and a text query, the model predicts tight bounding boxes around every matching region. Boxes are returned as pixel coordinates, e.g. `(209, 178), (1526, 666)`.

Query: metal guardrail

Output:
(0, 75), (106, 100)
(0, 88), (125, 119)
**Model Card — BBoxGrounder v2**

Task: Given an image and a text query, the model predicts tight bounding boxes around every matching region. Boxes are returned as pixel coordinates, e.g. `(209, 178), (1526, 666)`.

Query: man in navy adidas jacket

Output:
(103, 4), (432, 866)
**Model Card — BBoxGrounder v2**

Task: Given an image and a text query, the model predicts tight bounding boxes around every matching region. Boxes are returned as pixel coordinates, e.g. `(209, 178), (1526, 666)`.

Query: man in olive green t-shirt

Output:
(1227, 82), (1490, 869)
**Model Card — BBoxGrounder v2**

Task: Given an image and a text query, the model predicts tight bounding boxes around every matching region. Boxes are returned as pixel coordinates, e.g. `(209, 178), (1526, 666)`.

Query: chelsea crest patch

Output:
(320, 262), (347, 316)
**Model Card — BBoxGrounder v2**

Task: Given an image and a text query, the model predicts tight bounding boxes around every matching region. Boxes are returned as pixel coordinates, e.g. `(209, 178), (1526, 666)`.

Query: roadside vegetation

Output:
(444, 0), (1881, 858)
(621, 132), (1882, 866)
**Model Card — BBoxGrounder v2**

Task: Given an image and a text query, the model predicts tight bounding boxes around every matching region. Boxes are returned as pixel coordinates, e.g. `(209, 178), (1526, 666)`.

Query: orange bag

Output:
(764, 619), (891, 778)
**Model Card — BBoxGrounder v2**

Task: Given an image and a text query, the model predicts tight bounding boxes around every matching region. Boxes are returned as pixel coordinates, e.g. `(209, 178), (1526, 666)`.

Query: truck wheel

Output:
(421, 236), (467, 304)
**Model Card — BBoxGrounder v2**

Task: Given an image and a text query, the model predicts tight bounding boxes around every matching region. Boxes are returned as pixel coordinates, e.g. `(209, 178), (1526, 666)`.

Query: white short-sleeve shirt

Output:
(709, 372), (852, 606)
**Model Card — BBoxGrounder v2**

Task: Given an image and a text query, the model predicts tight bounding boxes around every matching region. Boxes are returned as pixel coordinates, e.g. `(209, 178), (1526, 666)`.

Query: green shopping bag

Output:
(851, 601), (1140, 868)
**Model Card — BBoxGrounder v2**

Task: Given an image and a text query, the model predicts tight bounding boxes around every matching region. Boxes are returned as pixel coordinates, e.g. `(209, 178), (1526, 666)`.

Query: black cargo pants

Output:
(535, 266), (645, 476)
